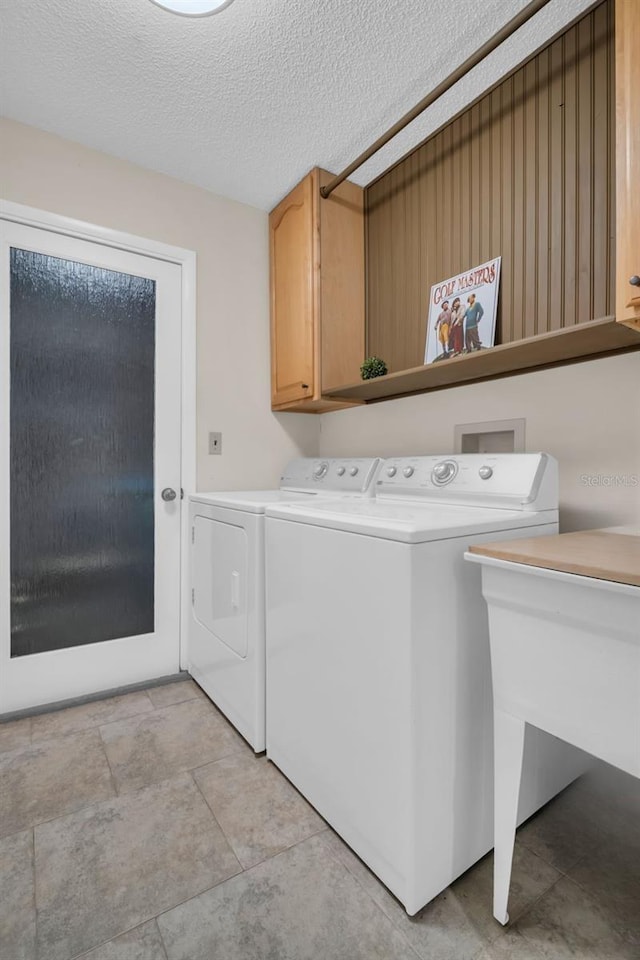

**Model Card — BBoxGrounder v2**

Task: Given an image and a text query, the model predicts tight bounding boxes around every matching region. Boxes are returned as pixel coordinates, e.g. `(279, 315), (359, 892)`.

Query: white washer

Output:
(188, 457), (382, 751)
(265, 453), (588, 915)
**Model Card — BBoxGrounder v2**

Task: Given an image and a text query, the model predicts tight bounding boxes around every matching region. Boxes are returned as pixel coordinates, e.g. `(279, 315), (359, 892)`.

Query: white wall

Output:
(0, 117), (319, 492)
(3, 118), (638, 530)
(319, 353), (640, 531)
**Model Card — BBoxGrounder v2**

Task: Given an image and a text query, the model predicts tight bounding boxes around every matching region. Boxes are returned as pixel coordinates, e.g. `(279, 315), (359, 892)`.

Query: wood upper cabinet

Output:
(269, 168), (365, 411)
(615, 0), (640, 331)
(269, 175), (315, 406)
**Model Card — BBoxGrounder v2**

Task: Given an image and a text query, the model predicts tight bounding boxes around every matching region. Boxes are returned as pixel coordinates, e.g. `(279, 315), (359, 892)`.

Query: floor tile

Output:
(2, 688), (633, 960)
(516, 875), (638, 959)
(567, 831), (640, 947)
(76, 919), (167, 960)
(31, 691), (154, 744)
(319, 830), (486, 960)
(145, 679), (204, 709)
(157, 833), (419, 960)
(35, 773), (241, 960)
(319, 830), (561, 957)
(100, 698), (245, 792)
(194, 753), (325, 868)
(572, 762), (640, 846)
(449, 841), (562, 944)
(0, 730), (114, 838)
(475, 928), (547, 959)
(517, 778), (607, 873)
(0, 717), (31, 755)
(320, 830), (468, 960)
(0, 829), (35, 960)
(392, 888), (488, 960)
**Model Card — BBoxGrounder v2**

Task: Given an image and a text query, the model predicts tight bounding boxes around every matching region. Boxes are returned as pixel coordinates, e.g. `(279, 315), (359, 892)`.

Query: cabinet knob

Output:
(630, 276), (640, 287)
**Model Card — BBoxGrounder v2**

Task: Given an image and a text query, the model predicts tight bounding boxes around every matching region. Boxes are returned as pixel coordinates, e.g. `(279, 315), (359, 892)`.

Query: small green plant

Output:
(360, 356), (388, 380)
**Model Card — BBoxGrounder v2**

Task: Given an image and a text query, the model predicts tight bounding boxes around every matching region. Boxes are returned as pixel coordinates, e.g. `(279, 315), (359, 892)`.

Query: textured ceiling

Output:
(1, 0), (596, 210)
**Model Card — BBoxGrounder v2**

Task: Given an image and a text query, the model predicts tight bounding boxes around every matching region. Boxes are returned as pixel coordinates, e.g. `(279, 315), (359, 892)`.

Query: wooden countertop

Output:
(468, 529), (640, 587)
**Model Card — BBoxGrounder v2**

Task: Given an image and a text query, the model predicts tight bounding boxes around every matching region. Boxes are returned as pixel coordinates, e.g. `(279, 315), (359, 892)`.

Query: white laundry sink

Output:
(466, 528), (640, 925)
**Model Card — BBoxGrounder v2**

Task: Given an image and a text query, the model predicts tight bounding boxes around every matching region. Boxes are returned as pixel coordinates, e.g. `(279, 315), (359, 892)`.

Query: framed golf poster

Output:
(424, 257), (501, 364)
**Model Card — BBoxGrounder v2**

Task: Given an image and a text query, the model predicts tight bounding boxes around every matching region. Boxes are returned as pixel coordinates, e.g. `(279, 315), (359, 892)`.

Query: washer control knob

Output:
(386, 466), (397, 477)
(432, 459), (457, 485)
(403, 466), (414, 478)
(479, 465), (493, 480)
(313, 462), (328, 479)
(349, 466), (359, 476)
(336, 466), (346, 476)
(434, 462), (451, 480)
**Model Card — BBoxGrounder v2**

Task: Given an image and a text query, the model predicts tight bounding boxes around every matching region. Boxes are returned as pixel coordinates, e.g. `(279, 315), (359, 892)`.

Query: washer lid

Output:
(265, 499), (557, 543)
(189, 489), (316, 514)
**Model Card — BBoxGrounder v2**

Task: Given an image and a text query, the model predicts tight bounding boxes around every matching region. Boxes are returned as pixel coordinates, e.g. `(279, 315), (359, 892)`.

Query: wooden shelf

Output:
(324, 317), (640, 404)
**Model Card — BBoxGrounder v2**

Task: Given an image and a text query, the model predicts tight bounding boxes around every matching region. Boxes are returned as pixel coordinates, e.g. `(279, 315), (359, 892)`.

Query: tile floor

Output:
(0, 678), (638, 960)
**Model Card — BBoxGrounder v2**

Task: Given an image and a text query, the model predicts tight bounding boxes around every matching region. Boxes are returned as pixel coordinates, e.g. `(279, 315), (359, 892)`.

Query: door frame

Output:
(0, 199), (197, 672)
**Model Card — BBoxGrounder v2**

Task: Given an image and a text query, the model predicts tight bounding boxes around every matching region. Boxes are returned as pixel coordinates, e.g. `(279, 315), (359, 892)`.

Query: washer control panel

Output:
(280, 458), (382, 496)
(376, 454), (557, 510)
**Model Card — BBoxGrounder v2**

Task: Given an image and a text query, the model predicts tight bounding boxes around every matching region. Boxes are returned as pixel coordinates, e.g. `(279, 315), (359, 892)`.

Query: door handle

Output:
(231, 570), (240, 608)
(161, 487), (177, 502)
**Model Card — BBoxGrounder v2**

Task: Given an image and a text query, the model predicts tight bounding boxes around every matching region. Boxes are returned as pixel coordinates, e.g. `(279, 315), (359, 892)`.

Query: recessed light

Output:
(149, 0), (235, 17)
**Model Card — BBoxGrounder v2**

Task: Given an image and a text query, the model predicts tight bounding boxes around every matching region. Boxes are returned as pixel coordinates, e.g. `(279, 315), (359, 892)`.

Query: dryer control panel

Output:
(377, 454), (558, 511)
(280, 458), (383, 497)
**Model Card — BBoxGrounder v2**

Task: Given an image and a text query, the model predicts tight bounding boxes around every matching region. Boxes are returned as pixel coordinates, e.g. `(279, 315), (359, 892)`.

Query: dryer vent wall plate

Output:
(454, 419), (526, 454)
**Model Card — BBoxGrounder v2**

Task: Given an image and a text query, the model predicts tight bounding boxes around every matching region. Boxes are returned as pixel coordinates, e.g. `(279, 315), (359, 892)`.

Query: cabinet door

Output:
(270, 175), (315, 405)
(615, 0), (640, 329)
(319, 171), (365, 392)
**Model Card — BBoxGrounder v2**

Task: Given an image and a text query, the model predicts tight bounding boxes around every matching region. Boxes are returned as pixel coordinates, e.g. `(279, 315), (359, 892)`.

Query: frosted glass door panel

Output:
(10, 248), (156, 657)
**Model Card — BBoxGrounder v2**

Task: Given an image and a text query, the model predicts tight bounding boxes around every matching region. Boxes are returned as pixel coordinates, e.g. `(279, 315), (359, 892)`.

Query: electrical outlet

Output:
(209, 432), (222, 455)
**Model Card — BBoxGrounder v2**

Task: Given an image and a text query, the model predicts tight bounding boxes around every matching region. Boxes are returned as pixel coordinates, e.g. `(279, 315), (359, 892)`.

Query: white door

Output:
(0, 220), (182, 713)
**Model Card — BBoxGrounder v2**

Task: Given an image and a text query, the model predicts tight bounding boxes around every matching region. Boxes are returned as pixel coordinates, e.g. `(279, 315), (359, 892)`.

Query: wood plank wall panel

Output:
(366, 0), (615, 373)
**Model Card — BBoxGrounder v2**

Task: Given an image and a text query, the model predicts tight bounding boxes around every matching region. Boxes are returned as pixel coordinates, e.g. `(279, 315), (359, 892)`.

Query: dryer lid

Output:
(189, 489), (316, 514)
(189, 458), (383, 512)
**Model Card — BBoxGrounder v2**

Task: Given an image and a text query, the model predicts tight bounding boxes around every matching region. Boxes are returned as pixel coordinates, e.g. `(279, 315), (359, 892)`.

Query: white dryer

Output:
(188, 457), (382, 751)
(265, 453), (588, 914)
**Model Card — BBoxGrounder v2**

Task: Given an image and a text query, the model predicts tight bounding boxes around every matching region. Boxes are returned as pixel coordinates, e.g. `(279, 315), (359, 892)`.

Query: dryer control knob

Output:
(479, 465), (493, 480)
(349, 466), (359, 476)
(336, 466), (346, 476)
(386, 466), (397, 477)
(313, 462), (328, 479)
(403, 466), (414, 478)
